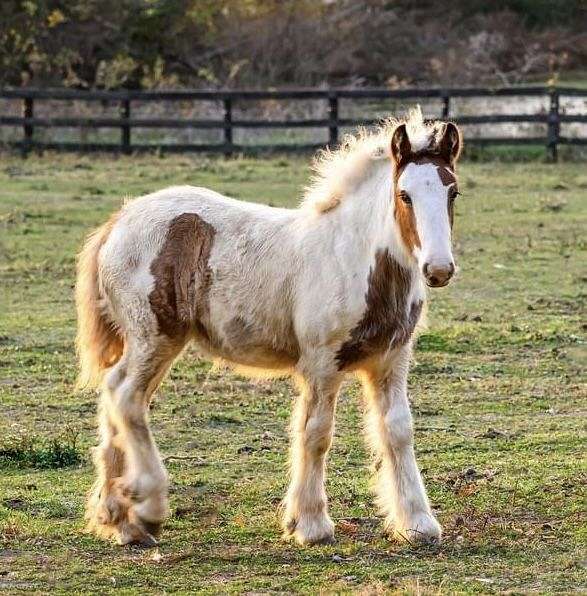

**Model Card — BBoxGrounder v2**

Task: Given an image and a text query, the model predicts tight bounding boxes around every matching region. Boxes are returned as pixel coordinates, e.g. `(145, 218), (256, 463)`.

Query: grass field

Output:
(0, 153), (585, 594)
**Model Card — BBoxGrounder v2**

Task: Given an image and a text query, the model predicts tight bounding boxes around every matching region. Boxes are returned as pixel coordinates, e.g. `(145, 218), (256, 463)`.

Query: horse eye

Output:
(400, 192), (412, 205)
(449, 188), (460, 200)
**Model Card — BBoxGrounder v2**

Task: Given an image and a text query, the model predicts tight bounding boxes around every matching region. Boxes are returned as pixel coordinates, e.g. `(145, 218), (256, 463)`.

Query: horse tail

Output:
(75, 214), (124, 390)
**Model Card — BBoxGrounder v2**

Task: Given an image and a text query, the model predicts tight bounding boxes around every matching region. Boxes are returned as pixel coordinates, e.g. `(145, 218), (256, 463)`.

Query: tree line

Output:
(1, 0), (585, 89)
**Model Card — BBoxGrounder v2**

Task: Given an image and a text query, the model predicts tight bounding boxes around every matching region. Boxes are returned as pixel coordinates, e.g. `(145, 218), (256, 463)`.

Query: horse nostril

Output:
(423, 263), (429, 277)
(448, 262), (455, 276)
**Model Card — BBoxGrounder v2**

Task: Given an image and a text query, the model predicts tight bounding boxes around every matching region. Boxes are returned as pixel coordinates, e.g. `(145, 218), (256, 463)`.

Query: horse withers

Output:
(76, 107), (462, 547)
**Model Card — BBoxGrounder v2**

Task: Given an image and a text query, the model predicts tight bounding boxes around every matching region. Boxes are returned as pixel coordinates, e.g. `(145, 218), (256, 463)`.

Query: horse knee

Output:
(110, 380), (148, 432)
(304, 415), (333, 456)
(384, 407), (413, 449)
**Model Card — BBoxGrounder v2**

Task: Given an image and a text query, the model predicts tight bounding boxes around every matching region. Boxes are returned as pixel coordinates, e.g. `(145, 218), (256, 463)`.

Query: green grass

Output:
(0, 430), (82, 470)
(0, 153), (585, 594)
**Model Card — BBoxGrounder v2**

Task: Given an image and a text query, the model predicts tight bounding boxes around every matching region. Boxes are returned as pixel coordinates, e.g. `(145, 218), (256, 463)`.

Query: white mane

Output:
(302, 106), (444, 213)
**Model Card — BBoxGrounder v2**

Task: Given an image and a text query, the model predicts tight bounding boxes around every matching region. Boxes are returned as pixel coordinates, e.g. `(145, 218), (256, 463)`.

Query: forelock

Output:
(404, 106), (445, 153)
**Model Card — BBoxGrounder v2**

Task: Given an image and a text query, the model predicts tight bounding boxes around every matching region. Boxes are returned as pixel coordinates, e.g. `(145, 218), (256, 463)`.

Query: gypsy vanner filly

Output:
(76, 108), (463, 548)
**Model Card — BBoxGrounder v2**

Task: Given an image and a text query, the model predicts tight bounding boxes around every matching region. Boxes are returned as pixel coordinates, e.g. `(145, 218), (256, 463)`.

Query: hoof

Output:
(391, 512), (442, 545)
(283, 514), (336, 546)
(122, 533), (158, 549)
(87, 473), (169, 545)
(86, 490), (167, 547)
(141, 519), (163, 539)
(117, 520), (159, 548)
(307, 533), (336, 546)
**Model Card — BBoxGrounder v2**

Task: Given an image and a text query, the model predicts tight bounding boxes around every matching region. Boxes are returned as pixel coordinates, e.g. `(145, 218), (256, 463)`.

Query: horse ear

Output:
(439, 122), (462, 165)
(391, 123), (411, 164)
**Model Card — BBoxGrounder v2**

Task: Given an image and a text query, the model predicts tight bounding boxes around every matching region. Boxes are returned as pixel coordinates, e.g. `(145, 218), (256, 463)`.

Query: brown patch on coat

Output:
(222, 311), (300, 369)
(402, 154), (456, 178)
(149, 213), (216, 339)
(224, 315), (255, 344)
(394, 194), (421, 251)
(336, 250), (422, 370)
(437, 165), (456, 186)
(315, 194), (342, 213)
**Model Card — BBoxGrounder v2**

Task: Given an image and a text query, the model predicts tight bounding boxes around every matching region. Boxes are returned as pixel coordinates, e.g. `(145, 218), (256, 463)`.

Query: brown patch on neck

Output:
(336, 250), (422, 370)
(149, 213), (216, 339)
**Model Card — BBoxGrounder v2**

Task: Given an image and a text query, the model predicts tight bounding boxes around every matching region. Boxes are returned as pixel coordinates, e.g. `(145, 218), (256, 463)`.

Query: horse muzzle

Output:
(423, 262), (455, 288)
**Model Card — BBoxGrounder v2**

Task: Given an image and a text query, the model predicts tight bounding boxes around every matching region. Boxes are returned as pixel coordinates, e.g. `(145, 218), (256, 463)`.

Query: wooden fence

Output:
(1, 86), (586, 160)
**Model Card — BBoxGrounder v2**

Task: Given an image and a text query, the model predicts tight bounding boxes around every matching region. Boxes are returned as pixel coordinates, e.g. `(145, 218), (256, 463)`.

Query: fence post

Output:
(22, 95), (34, 157)
(223, 97), (233, 157)
(328, 92), (338, 147)
(121, 97), (131, 155)
(441, 91), (450, 119)
(547, 88), (560, 162)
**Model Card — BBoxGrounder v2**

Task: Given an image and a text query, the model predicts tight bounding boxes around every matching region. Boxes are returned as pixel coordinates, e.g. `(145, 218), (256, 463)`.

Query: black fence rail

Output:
(1, 86), (586, 160)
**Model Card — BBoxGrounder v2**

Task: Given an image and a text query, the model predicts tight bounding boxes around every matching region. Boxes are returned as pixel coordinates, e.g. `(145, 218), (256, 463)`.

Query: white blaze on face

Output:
(398, 162), (454, 272)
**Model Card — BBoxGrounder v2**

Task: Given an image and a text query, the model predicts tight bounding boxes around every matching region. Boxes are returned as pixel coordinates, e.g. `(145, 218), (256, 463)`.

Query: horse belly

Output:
(195, 309), (300, 371)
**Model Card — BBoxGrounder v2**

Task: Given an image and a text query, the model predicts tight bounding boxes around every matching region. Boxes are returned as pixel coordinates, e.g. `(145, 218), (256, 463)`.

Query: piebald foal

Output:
(76, 108), (462, 547)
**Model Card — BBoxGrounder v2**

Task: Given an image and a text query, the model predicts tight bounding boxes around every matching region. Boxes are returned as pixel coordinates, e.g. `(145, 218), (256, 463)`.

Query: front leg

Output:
(360, 347), (441, 544)
(282, 369), (342, 546)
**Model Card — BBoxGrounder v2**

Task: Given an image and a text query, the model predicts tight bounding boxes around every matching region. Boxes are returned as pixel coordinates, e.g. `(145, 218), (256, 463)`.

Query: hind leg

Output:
(85, 367), (127, 542)
(86, 335), (183, 546)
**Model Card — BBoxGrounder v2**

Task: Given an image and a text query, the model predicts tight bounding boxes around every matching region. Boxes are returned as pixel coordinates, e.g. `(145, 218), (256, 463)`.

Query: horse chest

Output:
(336, 250), (422, 370)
